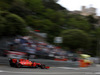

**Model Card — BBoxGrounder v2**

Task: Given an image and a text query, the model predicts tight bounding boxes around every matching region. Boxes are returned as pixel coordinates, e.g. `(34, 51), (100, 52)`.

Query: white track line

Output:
(4, 71), (96, 74)
(0, 70), (4, 72)
(5, 71), (100, 75)
(95, 72), (100, 74)
(0, 70), (100, 75)
(57, 67), (88, 70)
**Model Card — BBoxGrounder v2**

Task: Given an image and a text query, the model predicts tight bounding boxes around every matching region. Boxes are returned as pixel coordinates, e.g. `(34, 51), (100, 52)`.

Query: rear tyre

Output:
(10, 63), (14, 67)
(9, 59), (14, 67)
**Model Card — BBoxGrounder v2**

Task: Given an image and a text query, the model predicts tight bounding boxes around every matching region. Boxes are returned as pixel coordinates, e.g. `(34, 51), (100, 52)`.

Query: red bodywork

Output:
(10, 59), (50, 69)
(19, 59), (41, 67)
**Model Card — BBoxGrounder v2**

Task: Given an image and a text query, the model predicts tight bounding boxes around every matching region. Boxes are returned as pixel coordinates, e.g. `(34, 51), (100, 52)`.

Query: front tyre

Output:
(40, 64), (45, 69)
(16, 63), (22, 68)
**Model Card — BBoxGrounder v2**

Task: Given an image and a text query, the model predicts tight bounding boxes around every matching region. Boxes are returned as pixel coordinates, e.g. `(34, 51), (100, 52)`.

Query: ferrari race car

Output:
(9, 59), (50, 69)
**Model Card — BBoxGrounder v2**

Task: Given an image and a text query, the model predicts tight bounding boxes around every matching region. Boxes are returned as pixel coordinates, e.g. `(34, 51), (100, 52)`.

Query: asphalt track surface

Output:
(0, 57), (100, 75)
(0, 65), (100, 75)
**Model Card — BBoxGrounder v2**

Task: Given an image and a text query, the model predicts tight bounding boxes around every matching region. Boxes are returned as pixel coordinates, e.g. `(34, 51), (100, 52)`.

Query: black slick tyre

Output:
(40, 64), (45, 69)
(16, 63), (22, 68)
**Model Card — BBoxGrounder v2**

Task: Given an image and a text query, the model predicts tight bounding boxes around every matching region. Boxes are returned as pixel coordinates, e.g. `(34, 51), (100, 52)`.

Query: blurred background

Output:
(0, 0), (100, 64)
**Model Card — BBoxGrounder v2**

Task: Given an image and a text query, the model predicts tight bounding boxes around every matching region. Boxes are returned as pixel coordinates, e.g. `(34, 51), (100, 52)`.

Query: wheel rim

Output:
(41, 65), (45, 69)
(17, 64), (21, 68)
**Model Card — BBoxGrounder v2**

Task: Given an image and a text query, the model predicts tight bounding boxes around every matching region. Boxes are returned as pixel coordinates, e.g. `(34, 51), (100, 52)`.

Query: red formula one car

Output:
(9, 59), (50, 69)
